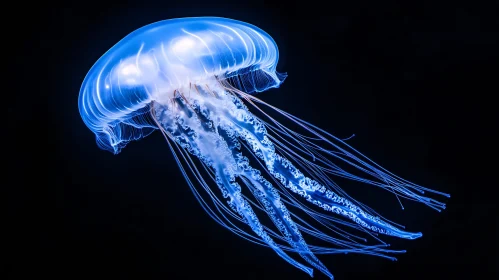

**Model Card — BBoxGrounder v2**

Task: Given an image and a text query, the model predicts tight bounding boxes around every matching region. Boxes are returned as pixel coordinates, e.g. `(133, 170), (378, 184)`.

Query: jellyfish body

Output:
(79, 17), (449, 279)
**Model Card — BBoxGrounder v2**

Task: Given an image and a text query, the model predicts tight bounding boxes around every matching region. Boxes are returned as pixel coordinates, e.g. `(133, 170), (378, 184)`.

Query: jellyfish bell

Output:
(80, 16), (293, 257)
(80, 17), (283, 152)
(79, 17), (449, 279)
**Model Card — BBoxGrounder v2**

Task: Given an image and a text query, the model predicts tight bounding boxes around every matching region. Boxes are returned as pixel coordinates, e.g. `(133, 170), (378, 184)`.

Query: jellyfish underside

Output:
(148, 76), (448, 279)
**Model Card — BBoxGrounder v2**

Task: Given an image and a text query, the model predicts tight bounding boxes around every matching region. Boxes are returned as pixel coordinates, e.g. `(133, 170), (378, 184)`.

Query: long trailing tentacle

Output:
(152, 100), (316, 277)
(214, 164), (316, 277)
(238, 138), (406, 257)
(217, 80), (449, 236)
(218, 124), (334, 278)
(153, 91), (401, 280)
(214, 89), (424, 240)
(150, 79), (449, 279)
(225, 82), (450, 207)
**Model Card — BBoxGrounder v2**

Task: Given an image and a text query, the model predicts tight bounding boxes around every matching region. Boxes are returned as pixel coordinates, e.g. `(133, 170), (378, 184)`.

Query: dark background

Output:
(8, 0), (497, 279)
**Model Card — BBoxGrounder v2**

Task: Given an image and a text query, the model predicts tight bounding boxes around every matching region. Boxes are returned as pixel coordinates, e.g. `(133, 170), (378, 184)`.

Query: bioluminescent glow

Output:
(78, 17), (449, 279)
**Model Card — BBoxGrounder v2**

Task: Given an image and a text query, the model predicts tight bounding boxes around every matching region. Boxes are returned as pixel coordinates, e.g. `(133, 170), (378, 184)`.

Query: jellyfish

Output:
(78, 17), (449, 279)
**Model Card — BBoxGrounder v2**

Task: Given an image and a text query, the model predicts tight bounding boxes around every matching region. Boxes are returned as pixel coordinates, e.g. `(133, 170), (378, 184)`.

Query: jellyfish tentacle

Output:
(154, 98), (315, 277)
(238, 89), (449, 208)
(214, 166), (315, 277)
(218, 125), (334, 279)
(239, 168), (334, 279)
(153, 83), (444, 280)
(219, 97), (423, 240)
